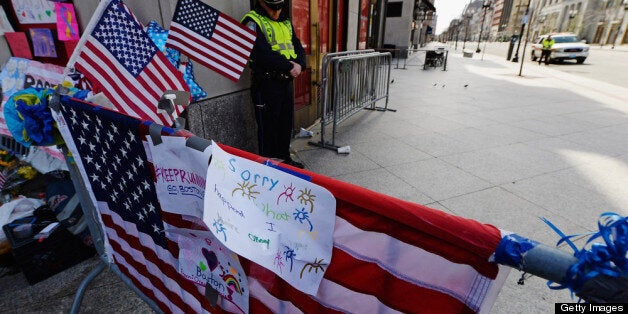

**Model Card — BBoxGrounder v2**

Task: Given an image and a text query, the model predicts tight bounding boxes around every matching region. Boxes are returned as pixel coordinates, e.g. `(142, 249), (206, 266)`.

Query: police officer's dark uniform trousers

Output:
(242, 2), (306, 167)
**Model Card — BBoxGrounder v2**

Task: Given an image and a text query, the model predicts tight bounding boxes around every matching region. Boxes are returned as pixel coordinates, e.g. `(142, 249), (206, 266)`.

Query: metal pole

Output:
(455, 24), (459, 50)
(476, 2), (489, 53)
(519, 5), (534, 76)
(511, 0), (531, 62)
(481, 6), (495, 61)
(463, 15), (470, 50)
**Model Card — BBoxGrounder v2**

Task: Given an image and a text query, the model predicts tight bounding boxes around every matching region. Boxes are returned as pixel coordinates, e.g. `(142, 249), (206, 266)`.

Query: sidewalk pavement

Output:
(2, 48), (628, 313)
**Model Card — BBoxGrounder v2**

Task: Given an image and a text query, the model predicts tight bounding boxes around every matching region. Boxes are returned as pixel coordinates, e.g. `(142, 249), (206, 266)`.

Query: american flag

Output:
(54, 98), (224, 312)
(56, 97), (507, 313)
(221, 146), (508, 313)
(166, 0), (255, 82)
(67, 0), (188, 126)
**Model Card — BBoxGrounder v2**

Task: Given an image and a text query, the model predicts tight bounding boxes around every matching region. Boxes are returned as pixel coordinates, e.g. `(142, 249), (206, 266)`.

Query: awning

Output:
(421, 0), (436, 12)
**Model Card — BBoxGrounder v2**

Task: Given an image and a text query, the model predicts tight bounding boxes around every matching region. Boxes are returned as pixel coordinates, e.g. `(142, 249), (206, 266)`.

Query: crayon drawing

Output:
(11, 0), (56, 24)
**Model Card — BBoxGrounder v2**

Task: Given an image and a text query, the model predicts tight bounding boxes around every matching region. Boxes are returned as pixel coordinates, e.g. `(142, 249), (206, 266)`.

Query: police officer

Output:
(242, 0), (306, 168)
(539, 35), (554, 65)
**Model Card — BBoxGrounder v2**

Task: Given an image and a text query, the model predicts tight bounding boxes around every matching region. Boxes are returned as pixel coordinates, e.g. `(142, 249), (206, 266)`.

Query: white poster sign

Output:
(204, 143), (336, 295)
(11, 0), (56, 24)
(147, 136), (211, 219)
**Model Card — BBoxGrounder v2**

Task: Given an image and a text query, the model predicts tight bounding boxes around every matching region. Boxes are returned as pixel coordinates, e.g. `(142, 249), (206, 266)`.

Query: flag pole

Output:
(65, 0), (113, 71)
(494, 231), (628, 302)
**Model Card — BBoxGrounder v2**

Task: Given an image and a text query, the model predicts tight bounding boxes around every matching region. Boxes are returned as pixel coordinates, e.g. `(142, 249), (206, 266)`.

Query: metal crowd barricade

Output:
(375, 48), (405, 69)
(4, 91), (617, 311)
(0, 135), (30, 157)
(309, 51), (394, 152)
(64, 151), (164, 314)
(401, 48), (448, 71)
(43, 92), (165, 314)
(314, 50), (374, 120)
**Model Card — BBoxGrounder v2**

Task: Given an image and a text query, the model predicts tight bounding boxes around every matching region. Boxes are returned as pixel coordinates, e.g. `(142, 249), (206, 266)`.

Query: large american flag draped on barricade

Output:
(53, 95), (508, 313)
(66, 0), (188, 126)
(166, 0), (255, 82)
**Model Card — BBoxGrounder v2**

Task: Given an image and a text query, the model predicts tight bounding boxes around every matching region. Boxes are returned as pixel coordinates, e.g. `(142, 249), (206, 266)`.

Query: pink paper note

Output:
(55, 3), (79, 41)
(4, 32), (33, 59)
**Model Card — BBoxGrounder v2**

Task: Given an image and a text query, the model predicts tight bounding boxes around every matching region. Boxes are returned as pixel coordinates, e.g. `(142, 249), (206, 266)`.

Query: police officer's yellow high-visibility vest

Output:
(242, 11), (297, 60)
(542, 38), (554, 50)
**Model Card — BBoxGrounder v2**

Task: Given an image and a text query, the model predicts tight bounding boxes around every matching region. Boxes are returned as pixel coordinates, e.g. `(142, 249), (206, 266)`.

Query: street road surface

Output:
(460, 41), (628, 89)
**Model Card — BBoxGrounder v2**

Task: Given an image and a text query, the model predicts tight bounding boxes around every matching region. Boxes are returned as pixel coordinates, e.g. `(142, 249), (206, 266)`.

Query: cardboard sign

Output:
(4, 32), (32, 59)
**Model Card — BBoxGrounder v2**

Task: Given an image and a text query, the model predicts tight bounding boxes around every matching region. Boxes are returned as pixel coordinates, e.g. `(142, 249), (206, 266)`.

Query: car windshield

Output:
(553, 36), (579, 43)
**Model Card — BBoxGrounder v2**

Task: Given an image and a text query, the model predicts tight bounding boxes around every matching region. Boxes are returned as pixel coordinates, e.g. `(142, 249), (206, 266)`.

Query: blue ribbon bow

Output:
(541, 212), (628, 295)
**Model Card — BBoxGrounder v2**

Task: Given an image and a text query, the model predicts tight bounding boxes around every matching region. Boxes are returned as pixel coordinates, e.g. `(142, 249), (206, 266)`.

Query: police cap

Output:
(262, 0), (284, 10)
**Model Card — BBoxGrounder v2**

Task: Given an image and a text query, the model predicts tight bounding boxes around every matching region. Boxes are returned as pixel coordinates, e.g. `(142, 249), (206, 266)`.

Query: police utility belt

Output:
(254, 70), (292, 81)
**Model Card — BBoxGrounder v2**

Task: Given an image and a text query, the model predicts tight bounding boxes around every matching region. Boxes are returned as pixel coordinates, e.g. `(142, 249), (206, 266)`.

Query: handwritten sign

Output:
(11, 0), (56, 24)
(147, 136), (211, 219)
(204, 143), (336, 295)
(23, 60), (64, 90)
(55, 3), (79, 41)
(170, 228), (249, 313)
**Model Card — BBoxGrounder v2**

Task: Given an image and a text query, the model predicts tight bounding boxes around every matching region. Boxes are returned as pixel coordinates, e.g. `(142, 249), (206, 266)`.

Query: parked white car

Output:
(531, 33), (590, 64)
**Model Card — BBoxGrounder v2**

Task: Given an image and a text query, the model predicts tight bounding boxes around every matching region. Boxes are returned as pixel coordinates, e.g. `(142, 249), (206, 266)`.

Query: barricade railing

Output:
(309, 51), (395, 152)
(0, 135), (30, 157)
(38, 91), (165, 313)
(400, 48), (449, 71)
(315, 50), (374, 120)
(374, 48), (406, 69)
(6, 90), (620, 312)
(63, 145), (164, 314)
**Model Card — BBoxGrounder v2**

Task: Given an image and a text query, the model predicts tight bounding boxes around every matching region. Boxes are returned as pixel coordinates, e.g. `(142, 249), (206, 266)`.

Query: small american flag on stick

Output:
(67, 0), (188, 126)
(166, 0), (255, 82)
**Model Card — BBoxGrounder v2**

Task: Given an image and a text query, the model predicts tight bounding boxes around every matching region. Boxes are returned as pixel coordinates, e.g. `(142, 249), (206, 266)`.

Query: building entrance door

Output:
(291, 0), (347, 131)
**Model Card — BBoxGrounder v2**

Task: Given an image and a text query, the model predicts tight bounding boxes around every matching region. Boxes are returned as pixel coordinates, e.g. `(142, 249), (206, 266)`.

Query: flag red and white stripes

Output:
(67, 0), (188, 126)
(221, 146), (508, 314)
(56, 96), (507, 313)
(166, 0), (255, 82)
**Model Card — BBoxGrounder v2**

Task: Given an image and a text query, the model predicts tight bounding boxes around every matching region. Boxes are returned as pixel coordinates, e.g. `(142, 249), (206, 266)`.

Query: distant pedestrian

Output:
(539, 35), (554, 65)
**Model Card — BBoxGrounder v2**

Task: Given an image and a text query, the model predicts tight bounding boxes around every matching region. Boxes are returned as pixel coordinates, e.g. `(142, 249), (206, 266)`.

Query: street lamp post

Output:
(511, 0), (531, 62)
(476, 1), (492, 53)
(462, 14), (471, 50)
(455, 21), (460, 50)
